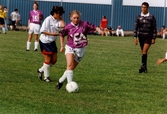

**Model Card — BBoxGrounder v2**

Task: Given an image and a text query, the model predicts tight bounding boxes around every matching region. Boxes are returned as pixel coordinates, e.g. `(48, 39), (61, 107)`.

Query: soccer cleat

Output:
(37, 69), (43, 80)
(34, 49), (38, 51)
(26, 49), (29, 51)
(56, 82), (63, 89)
(44, 77), (52, 82)
(139, 65), (147, 73)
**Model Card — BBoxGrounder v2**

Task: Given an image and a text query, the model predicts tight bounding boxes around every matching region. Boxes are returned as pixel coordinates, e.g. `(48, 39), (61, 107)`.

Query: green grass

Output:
(0, 31), (166, 114)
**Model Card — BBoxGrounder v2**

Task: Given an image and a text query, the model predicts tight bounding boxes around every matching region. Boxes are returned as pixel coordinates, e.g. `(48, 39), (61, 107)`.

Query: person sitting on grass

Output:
(116, 25), (124, 37)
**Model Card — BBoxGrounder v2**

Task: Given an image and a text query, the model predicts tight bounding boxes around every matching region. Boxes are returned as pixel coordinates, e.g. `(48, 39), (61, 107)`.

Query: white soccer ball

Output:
(66, 81), (79, 93)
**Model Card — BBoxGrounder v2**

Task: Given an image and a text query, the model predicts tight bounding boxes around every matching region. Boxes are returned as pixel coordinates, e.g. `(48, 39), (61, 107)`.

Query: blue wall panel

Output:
(0, 0), (166, 30)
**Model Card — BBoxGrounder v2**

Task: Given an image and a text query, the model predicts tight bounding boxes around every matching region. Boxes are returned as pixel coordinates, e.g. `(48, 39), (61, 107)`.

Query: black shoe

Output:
(26, 49), (29, 51)
(44, 77), (52, 82)
(56, 82), (63, 89)
(34, 49), (38, 51)
(37, 69), (43, 80)
(139, 65), (147, 73)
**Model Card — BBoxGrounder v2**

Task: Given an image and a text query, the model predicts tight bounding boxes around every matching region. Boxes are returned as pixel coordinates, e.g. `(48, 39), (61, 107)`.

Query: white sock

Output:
(2, 27), (5, 33)
(163, 33), (165, 39)
(66, 70), (73, 83)
(39, 63), (45, 72)
(34, 42), (39, 50)
(59, 70), (67, 83)
(27, 42), (31, 50)
(43, 63), (50, 79)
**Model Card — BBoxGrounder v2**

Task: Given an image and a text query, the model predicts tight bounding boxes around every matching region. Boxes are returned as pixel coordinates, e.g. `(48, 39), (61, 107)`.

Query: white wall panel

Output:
(123, 0), (166, 7)
(38, 0), (112, 5)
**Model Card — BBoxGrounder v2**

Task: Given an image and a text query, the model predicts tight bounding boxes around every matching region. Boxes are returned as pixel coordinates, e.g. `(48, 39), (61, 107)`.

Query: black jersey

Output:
(134, 13), (157, 39)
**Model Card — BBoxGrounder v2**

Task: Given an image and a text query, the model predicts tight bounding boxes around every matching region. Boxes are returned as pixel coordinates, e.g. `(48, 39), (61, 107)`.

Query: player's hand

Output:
(53, 31), (59, 36)
(134, 38), (138, 45)
(60, 46), (65, 53)
(151, 39), (155, 44)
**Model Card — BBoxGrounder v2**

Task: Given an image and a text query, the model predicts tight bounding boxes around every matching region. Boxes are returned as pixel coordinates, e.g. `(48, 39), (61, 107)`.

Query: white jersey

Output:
(40, 15), (60, 43)
(116, 28), (124, 36)
(10, 12), (20, 21)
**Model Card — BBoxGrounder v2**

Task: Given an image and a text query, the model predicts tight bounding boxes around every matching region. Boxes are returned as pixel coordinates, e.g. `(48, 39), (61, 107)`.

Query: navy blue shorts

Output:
(39, 40), (58, 54)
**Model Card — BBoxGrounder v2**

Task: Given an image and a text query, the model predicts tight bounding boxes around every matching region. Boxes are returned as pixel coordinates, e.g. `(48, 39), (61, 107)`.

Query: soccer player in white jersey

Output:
(56, 10), (103, 89)
(37, 6), (65, 82)
(26, 1), (43, 51)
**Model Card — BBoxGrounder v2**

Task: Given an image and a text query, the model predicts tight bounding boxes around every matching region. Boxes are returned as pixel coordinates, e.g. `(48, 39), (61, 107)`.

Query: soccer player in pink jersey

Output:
(56, 10), (103, 89)
(26, 1), (43, 51)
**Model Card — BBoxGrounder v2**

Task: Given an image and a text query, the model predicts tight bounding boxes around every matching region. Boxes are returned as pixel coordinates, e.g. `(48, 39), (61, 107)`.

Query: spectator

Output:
(107, 26), (112, 36)
(3, 6), (8, 31)
(116, 25), (124, 37)
(162, 28), (167, 40)
(100, 16), (108, 36)
(10, 9), (20, 30)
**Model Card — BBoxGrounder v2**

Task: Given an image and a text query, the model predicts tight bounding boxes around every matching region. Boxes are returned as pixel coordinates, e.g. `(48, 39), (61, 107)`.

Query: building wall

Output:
(0, 0), (166, 30)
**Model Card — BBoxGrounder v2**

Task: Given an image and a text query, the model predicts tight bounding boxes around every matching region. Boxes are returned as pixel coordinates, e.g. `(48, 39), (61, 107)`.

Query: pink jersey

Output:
(60, 21), (96, 48)
(29, 10), (43, 24)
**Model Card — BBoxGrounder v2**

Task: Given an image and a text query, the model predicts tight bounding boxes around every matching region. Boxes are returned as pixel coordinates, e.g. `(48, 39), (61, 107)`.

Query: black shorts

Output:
(138, 34), (153, 47)
(39, 40), (58, 54)
(11, 21), (16, 26)
(0, 17), (5, 25)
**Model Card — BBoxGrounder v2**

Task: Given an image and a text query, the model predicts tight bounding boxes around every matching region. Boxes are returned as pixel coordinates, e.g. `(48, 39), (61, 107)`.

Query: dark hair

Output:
(50, 6), (65, 16)
(162, 25), (165, 29)
(14, 9), (18, 11)
(4, 6), (7, 9)
(33, 1), (38, 6)
(142, 2), (149, 8)
(103, 16), (106, 19)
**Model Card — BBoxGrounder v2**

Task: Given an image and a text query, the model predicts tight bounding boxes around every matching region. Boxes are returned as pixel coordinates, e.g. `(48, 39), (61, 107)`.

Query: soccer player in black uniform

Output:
(134, 2), (157, 73)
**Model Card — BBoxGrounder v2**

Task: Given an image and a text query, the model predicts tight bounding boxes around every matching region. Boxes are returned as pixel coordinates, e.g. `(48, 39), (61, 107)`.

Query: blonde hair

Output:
(69, 10), (81, 17)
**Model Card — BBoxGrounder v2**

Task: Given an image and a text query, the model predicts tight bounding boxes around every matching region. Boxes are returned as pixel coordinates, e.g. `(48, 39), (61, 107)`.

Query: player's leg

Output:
(43, 54), (52, 82)
(0, 18), (6, 34)
(56, 53), (77, 89)
(58, 53), (78, 83)
(34, 34), (39, 51)
(26, 23), (34, 51)
(50, 52), (57, 65)
(26, 33), (33, 51)
(139, 42), (150, 73)
(34, 24), (40, 51)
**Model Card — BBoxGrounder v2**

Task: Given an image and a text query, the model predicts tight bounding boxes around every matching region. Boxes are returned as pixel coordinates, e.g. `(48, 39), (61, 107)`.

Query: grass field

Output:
(0, 31), (167, 114)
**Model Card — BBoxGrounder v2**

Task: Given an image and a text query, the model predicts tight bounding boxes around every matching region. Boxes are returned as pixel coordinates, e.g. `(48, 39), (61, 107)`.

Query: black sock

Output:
(142, 54), (147, 66)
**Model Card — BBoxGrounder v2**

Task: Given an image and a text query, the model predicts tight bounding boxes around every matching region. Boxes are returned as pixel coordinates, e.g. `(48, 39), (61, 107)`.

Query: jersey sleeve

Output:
(40, 18), (49, 33)
(60, 25), (68, 37)
(134, 15), (139, 38)
(85, 21), (96, 34)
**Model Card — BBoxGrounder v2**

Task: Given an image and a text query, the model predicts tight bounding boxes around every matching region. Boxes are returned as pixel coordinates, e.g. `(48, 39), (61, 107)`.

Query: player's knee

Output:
(67, 64), (75, 70)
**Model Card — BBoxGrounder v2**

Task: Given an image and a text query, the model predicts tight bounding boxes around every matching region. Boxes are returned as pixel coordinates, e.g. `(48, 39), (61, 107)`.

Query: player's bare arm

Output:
(60, 36), (65, 53)
(41, 31), (59, 36)
(134, 37), (138, 45)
